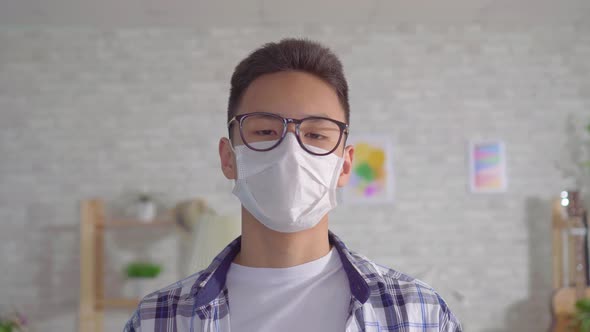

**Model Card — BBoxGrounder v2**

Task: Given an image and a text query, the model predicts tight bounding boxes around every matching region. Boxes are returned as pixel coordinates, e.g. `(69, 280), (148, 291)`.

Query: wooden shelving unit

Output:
(79, 199), (174, 332)
(551, 195), (590, 331)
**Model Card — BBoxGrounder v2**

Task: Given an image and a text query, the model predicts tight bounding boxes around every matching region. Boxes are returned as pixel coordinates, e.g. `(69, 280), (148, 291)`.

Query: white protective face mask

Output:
(231, 133), (344, 233)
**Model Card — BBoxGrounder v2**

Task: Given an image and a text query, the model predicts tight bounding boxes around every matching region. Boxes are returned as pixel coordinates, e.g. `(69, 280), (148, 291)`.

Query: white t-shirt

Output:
(225, 247), (351, 332)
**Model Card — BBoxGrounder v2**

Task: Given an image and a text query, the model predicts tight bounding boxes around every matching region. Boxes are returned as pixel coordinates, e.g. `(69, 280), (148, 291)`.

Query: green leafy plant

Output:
(574, 298), (590, 332)
(0, 322), (15, 332)
(0, 310), (27, 332)
(124, 262), (162, 279)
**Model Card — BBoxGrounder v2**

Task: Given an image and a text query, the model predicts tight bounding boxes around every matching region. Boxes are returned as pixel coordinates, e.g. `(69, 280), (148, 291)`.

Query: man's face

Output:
(219, 71), (354, 188)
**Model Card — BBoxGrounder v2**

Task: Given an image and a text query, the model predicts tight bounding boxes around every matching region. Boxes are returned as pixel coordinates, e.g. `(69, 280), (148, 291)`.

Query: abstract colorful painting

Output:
(469, 140), (507, 193)
(342, 135), (394, 204)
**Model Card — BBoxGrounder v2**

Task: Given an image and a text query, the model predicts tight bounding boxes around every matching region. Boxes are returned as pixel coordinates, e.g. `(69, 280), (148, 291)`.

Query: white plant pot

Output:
(123, 278), (156, 299)
(136, 201), (156, 222)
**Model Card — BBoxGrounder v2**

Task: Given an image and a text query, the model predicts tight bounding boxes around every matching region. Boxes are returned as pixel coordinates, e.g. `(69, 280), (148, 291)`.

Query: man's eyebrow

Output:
(252, 110), (334, 119)
(308, 113), (332, 118)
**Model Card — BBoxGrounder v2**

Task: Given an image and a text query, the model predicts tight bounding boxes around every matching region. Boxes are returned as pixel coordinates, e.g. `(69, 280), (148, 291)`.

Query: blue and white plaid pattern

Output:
(124, 231), (462, 331)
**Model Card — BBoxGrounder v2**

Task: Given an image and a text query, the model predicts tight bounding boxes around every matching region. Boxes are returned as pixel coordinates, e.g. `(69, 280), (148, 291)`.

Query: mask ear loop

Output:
(227, 118), (239, 154)
(228, 137), (236, 153)
(226, 137), (240, 181)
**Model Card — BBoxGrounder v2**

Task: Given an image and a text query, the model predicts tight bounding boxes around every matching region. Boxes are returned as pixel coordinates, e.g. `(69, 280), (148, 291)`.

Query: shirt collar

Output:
(191, 230), (372, 307)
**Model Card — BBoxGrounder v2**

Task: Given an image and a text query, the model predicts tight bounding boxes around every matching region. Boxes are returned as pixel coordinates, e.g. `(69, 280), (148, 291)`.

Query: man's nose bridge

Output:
(285, 122), (298, 134)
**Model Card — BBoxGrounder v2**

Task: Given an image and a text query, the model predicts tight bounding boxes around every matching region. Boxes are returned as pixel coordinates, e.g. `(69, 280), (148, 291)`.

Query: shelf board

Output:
(98, 297), (139, 309)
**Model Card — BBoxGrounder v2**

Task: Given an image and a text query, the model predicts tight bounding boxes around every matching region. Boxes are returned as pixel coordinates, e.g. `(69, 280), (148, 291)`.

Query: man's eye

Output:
(305, 132), (326, 140)
(255, 130), (277, 136)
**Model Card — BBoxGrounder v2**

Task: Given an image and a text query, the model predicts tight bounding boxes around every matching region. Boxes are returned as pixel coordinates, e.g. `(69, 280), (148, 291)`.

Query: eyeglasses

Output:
(227, 112), (349, 156)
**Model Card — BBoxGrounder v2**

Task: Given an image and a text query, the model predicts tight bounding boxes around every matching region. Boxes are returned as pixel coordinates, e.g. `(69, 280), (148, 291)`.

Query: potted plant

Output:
(571, 123), (590, 332)
(123, 261), (163, 299)
(0, 310), (28, 332)
(134, 192), (157, 222)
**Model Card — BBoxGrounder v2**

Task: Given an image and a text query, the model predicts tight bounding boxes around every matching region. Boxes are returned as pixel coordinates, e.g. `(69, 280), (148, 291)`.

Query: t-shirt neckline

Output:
(228, 247), (341, 281)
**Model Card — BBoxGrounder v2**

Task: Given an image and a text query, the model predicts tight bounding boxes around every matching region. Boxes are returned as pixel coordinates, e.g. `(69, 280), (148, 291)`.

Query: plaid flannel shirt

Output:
(124, 231), (462, 332)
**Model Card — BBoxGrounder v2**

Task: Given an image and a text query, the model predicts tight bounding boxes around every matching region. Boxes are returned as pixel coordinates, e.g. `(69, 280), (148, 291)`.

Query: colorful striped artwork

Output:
(469, 141), (507, 193)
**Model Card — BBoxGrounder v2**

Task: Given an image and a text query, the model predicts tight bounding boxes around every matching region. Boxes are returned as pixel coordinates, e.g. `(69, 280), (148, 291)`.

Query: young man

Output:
(124, 39), (462, 332)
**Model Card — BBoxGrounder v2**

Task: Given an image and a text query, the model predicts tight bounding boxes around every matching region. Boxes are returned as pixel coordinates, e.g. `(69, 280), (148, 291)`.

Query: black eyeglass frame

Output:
(227, 112), (350, 156)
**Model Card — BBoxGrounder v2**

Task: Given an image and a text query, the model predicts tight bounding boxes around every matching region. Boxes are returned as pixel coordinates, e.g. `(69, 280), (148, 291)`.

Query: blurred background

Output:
(1, 0), (590, 331)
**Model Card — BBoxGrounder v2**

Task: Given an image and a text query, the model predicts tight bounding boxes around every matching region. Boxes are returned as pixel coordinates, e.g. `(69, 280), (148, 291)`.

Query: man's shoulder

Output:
(350, 250), (462, 329)
(371, 258), (438, 297)
(124, 270), (214, 331)
(348, 250), (459, 324)
(348, 250), (432, 290)
(137, 269), (210, 311)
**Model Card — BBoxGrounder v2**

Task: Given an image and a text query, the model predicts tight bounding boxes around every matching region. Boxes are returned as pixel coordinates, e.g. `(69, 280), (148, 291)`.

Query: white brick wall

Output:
(1, 24), (589, 331)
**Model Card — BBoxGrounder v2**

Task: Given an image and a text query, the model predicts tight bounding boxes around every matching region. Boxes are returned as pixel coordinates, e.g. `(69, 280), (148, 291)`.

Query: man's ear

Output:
(337, 145), (354, 187)
(219, 137), (237, 180)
